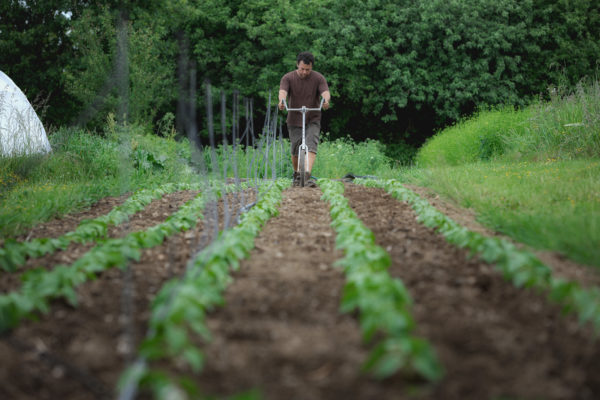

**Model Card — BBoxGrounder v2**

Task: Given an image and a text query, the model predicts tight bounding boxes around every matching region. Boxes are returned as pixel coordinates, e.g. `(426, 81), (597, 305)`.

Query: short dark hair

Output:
(296, 51), (315, 66)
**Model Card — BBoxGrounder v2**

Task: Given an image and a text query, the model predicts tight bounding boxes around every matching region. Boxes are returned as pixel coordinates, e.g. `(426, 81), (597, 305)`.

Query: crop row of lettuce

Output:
(318, 178), (444, 382)
(358, 178), (600, 332)
(0, 181), (252, 334)
(117, 179), (289, 400)
(0, 182), (203, 272)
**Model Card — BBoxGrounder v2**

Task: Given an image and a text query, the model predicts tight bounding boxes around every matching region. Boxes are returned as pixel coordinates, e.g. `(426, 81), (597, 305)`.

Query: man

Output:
(279, 51), (331, 187)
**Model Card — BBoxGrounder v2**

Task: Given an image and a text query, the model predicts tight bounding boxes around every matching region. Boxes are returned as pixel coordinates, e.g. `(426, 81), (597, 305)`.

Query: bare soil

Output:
(1, 183), (599, 400)
(407, 184), (600, 288)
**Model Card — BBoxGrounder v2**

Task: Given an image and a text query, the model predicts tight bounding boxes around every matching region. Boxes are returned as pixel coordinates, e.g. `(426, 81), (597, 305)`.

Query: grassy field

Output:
(407, 79), (600, 267)
(401, 159), (599, 266)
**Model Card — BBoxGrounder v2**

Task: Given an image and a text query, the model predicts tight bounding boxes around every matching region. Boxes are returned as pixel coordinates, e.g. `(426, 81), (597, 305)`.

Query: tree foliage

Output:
(1, 0), (598, 143)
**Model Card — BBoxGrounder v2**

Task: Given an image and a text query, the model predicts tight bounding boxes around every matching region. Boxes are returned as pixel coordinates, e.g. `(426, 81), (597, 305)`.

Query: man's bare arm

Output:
(321, 90), (331, 110)
(278, 90), (288, 110)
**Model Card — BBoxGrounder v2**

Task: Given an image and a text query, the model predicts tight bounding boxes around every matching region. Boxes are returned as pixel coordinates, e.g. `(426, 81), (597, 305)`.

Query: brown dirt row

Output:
(192, 187), (407, 399)
(0, 190), (199, 295)
(0, 190), (256, 400)
(5, 193), (131, 244)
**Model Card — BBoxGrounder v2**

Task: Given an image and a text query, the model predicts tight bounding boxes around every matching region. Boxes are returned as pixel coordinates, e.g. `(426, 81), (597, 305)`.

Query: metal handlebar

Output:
(282, 97), (325, 112)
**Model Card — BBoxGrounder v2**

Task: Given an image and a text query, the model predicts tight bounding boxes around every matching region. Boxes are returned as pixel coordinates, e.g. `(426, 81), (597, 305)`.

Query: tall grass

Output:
(197, 134), (396, 180)
(0, 123), (195, 238)
(415, 107), (534, 167)
(502, 79), (600, 161)
(417, 78), (600, 167)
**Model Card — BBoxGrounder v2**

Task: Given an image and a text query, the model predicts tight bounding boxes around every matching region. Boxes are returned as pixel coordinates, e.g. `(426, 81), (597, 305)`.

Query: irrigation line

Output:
(254, 134), (267, 189)
(264, 120), (270, 181)
(221, 91), (231, 229)
(279, 119), (285, 178)
(232, 90), (243, 225)
(117, 187), (218, 400)
(264, 91), (272, 140)
(242, 98), (251, 187)
(117, 181), (255, 400)
(118, 215), (137, 366)
(188, 60), (198, 140)
(271, 107), (278, 180)
(205, 82), (220, 239)
(249, 98), (257, 196)
(120, 262), (136, 363)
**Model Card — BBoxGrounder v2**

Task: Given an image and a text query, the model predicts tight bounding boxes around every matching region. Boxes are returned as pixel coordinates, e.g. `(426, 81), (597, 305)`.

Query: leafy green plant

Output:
(0, 182), (201, 272)
(0, 181), (251, 333)
(132, 148), (167, 171)
(319, 178), (443, 381)
(117, 179), (288, 399)
(359, 178), (600, 332)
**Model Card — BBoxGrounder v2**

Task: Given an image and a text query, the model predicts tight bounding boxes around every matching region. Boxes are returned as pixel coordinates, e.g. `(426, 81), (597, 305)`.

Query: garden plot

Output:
(1, 182), (599, 400)
(0, 186), (256, 399)
(344, 183), (600, 399)
(0, 189), (199, 293)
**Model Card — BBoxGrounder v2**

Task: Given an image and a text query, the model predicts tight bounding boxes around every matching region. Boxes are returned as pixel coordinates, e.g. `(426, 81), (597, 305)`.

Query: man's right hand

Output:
(278, 100), (285, 111)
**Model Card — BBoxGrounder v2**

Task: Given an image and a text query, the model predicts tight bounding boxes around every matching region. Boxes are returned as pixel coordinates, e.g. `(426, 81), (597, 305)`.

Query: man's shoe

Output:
(292, 171), (301, 187)
(305, 172), (317, 188)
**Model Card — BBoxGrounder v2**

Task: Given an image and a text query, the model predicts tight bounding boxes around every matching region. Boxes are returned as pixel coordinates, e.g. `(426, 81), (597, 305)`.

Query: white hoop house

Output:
(0, 70), (52, 157)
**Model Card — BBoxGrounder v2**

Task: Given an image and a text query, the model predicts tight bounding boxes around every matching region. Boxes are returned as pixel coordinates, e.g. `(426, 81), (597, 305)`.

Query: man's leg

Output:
(289, 126), (302, 186)
(292, 152), (315, 172)
(303, 123), (320, 187)
(307, 151), (316, 173)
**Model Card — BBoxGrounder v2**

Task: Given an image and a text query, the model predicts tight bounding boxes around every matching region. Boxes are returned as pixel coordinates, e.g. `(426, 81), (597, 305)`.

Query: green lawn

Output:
(399, 158), (600, 267)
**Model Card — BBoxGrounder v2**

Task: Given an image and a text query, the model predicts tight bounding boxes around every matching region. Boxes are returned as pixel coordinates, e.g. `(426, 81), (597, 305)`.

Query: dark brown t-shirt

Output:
(280, 70), (329, 127)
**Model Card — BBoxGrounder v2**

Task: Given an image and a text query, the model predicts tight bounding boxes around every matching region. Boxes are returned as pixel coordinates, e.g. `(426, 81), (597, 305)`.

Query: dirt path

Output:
(194, 187), (408, 399)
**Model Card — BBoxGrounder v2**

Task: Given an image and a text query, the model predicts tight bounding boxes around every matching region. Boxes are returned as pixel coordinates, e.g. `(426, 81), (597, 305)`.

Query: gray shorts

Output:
(288, 122), (320, 156)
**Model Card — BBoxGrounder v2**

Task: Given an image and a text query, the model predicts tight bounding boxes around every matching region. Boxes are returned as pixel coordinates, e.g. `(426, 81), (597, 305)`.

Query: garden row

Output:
(1, 177), (599, 399)
(358, 178), (600, 333)
(0, 180), (257, 333)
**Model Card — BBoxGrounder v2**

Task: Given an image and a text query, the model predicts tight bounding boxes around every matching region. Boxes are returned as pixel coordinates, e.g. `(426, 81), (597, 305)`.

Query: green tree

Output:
(64, 4), (179, 128)
(312, 0), (537, 143)
(0, 0), (81, 125)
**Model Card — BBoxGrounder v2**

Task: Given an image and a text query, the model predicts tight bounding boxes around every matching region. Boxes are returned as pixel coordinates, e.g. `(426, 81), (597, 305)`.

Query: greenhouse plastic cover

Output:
(0, 70), (52, 156)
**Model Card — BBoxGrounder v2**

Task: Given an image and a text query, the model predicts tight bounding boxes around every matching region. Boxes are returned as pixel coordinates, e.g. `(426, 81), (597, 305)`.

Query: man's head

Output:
(296, 51), (314, 79)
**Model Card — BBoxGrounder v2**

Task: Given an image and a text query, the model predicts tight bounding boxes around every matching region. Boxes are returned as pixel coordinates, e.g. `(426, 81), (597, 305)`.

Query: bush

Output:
(416, 79), (600, 167)
(313, 135), (393, 178)
(383, 142), (418, 167)
(415, 106), (533, 168)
